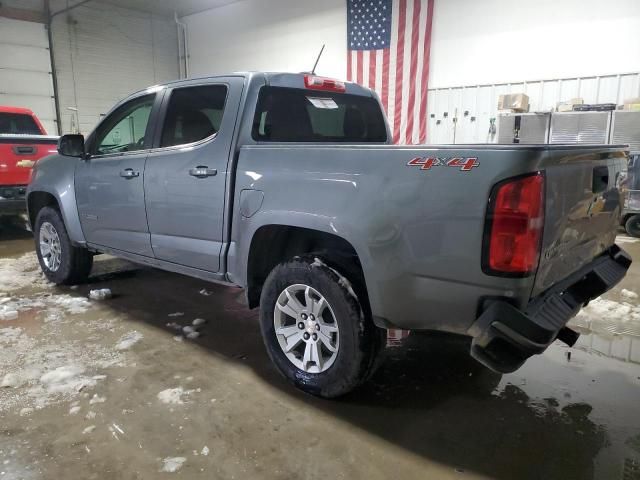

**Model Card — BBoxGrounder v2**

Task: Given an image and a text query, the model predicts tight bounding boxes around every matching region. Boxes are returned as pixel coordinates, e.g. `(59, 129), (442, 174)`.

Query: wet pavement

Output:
(0, 219), (639, 480)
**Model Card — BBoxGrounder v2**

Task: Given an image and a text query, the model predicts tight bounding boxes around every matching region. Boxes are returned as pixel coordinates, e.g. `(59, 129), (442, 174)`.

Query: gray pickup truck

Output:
(27, 72), (631, 397)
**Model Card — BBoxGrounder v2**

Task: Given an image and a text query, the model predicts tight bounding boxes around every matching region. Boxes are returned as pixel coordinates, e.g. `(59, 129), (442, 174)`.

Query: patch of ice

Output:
(50, 295), (92, 314)
(199, 289), (212, 296)
(160, 457), (186, 473)
(89, 289), (112, 301)
(0, 258), (124, 413)
(1, 373), (22, 388)
(82, 425), (96, 435)
(0, 308), (19, 321)
(157, 387), (195, 405)
(0, 253), (52, 292)
(185, 331), (200, 340)
(39, 365), (95, 395)
(182, 326), (196, 334)
(168, 312), (184, 317)
(166, 322), (182, 330)
(572, 297), (640, 337)
(158, 388), (184, 405)
(115, 331), (143, 350)
(85, 411), (96, 420)
(621, 289), (638, 300)
(89, 394), (106, 405)
(201, 446), (209, 456)
(69, 405), (81, 415)
(192, 318), (206, 327)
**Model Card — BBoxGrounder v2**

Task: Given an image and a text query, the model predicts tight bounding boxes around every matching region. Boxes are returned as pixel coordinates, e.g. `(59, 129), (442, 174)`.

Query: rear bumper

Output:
(0, 186), (27, 216)
(468, 244), (631, 373)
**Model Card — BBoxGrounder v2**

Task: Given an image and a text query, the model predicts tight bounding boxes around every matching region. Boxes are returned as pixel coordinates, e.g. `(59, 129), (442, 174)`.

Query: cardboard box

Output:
(557, 98), (584, 112)
(498, 93), (529, 112)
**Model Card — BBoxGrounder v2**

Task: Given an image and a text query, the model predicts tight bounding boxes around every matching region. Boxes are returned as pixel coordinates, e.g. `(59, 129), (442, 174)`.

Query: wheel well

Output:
(246, 225), (369, 312)
(27, 191), (59, 228)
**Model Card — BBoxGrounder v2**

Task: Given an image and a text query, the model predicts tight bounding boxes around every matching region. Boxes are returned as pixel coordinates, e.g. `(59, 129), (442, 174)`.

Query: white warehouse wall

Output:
(429, 0), (640, 88)
(183, 0), (346, 79)
(185, 0), (640, 88)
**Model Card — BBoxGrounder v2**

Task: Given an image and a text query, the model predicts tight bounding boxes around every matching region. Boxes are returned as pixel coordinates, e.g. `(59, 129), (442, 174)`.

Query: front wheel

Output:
(625, 214), (640, 238)
(34, 206), (93, 285)
(259, 256), (385, 398)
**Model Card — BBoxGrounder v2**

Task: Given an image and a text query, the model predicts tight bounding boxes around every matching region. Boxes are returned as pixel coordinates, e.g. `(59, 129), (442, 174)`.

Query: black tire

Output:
(259, 255), (385, 398)
(34, 206), (93, 285)
(625, 214), (640, 238)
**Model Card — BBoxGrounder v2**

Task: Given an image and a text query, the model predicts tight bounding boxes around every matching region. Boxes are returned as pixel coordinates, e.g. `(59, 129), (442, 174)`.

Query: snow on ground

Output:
(160, 457), (186, 473)
(157, 387), (195, 405)
(571, 297), (640, 337)
(0, 252), (138, 413)
(0, 253), (52, 292)
(89, 288), (112, 300)
(115, 331), (143, 350)
(0, 293), (90, 321)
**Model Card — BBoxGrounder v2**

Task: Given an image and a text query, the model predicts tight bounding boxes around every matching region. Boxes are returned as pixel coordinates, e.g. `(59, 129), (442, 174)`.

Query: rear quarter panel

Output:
(231, 144), (557, 333)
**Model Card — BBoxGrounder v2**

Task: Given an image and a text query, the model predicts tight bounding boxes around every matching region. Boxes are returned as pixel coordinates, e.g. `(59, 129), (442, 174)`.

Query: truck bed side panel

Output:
(231, 145), (550, 333)
(230, 144), (626, 333)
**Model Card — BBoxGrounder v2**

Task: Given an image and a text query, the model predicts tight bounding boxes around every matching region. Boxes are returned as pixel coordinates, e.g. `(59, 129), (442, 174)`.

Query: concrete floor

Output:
(0, 219), (639, 480)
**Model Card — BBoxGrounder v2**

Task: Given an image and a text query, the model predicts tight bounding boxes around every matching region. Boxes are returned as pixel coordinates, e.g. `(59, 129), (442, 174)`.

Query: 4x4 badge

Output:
(407, 157), (479, 172)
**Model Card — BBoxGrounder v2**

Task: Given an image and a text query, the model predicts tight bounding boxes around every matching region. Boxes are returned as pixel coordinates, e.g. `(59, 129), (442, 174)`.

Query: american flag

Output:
(347, 0), (434, 144)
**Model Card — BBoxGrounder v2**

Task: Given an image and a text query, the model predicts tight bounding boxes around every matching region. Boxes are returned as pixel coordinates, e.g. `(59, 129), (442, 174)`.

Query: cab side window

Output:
(93, 94), (155, 155)
(160, 85), (228, 148)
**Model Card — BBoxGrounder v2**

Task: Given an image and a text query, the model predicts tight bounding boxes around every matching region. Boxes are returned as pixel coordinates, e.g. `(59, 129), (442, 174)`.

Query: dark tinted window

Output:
(161, 85), (227, 147)
(0, 113), (42, 135)
(252, 86), (387, 142)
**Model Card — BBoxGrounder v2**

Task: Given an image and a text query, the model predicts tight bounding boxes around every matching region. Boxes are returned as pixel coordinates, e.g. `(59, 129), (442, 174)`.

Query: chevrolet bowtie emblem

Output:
(16, 160), (36, 168)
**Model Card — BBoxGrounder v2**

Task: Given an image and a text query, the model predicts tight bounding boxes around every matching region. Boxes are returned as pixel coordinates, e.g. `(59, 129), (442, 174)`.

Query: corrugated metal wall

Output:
(426, 72), (640, 144)
(51, 1), (179, 134)
(0, 17), (56, 134)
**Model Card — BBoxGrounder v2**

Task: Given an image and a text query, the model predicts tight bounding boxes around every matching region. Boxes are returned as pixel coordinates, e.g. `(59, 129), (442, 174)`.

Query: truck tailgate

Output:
(532, 146), (628, 296)
(0, 135), (58, 185)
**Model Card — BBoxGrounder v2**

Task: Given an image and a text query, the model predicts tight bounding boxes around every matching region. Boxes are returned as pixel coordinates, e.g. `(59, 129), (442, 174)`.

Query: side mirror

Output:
(58, 134), (86, 158)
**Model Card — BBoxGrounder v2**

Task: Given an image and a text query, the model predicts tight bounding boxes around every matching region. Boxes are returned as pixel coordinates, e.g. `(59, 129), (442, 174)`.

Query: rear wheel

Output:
(625, 214), (640, 238)
(259, 255), (385, 398)
(34, 206), (93, 285)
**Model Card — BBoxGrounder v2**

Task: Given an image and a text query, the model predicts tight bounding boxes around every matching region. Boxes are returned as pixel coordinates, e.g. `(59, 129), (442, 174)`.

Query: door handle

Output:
(189, 166), (217, 178)
(120, 168), (140, 179)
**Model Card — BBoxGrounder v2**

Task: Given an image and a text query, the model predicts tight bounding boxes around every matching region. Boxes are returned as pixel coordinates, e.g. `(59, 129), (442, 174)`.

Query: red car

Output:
(0, 106), (58, 217)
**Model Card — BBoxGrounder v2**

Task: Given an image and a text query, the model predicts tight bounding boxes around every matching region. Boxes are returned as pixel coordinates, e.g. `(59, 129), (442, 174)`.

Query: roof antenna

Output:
(311, 44), (325, 75)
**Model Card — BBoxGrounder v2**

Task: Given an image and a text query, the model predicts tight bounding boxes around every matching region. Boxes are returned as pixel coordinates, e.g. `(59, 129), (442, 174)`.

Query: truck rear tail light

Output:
(304, 75), (346, 93)
(482, 172), (545, 276)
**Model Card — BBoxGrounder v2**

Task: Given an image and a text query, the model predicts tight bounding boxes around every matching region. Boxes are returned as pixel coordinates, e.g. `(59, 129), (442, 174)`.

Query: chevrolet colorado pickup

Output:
(27, 73), (631, 397)
(0, 106), (58, 217)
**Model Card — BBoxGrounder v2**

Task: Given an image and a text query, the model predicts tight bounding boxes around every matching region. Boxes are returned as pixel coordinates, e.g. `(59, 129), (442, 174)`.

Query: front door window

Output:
(93, 94), (155, 155)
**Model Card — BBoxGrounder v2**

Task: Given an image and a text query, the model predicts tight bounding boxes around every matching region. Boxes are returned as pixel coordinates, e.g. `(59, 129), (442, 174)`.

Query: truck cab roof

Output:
(133, 72), (375, 99)
(0, 105), (36, 115)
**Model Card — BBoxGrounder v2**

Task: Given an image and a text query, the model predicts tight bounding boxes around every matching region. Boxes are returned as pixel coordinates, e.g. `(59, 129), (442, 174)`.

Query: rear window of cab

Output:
(0, 113), (41, 135)
(252, 86), (387, 143)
